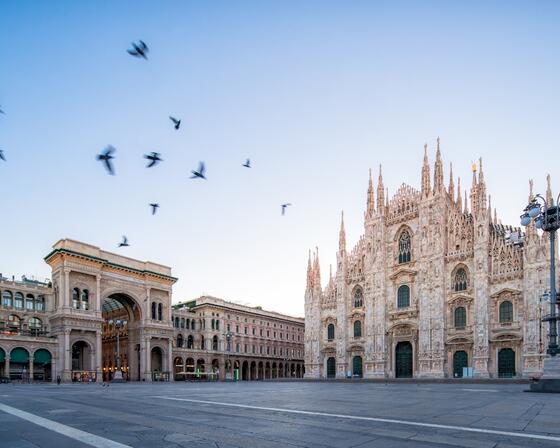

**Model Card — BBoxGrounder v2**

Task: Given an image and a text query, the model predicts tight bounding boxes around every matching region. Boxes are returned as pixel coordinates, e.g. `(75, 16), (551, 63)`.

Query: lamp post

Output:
(224, 331), (233, 381)
(108, 318), (127, 383)
(520, 192), (560, 392)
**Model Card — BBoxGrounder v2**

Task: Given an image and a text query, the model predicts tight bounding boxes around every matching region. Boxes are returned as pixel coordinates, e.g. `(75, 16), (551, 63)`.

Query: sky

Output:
(1, 1), (559, 317)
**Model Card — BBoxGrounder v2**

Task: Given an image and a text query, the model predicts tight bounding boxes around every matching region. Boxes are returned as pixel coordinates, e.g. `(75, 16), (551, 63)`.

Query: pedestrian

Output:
(56, 375), (61, 385)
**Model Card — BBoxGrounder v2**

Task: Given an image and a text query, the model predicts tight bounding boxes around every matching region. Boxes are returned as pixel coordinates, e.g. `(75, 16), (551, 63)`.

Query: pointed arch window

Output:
(353, 287), (363, 308)
(454, 306), (466, 328)
(397, 285), (410, 308)
(398, 230), (412, 264)
(353, 320), (362, 338)
(499, 301), (513, 323)
(327, 323), (335, 341)
(454, 268), (468, 292)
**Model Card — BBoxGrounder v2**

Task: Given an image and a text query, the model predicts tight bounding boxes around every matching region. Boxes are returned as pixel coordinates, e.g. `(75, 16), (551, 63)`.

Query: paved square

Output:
(1, 381), (559, 448)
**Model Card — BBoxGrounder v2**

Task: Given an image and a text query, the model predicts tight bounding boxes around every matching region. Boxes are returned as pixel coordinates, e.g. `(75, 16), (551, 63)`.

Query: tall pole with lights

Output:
(108, 318), (127, 383)
(520, 191), (560, 392)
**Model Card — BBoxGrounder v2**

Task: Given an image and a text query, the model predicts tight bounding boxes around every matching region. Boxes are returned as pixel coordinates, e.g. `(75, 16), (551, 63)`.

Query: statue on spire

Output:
(421, 143), (431, 198)
(433, 138), (444, 193)
(366, 169), (375, 218)
(377, 164), (385, 213)
(339, 211), (346, 254)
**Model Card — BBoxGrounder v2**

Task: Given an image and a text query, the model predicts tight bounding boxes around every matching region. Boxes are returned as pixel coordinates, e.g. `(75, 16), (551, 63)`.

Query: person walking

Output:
(56, 375), (61, 385)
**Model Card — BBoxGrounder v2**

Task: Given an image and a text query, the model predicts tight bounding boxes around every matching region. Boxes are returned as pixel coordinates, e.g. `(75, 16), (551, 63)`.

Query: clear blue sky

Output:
(1, 1), (559, 316)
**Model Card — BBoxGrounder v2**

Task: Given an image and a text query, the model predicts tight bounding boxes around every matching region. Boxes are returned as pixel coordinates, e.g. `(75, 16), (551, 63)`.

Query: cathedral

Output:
(305, 139), (552, 379)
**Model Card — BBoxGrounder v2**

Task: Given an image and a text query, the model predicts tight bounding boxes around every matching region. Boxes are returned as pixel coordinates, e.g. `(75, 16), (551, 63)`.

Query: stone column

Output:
(95, 330), (102, 381)
(5, 356), (10, 381)
(95, 276), (101, 313)
(167, 338), (173, 381)
(29, 356), (34, 382)
(144, 337), (152, 381)
(50, 357), (56, 382)
(64, 329), (71, 381)
(63, 269), (70, 309)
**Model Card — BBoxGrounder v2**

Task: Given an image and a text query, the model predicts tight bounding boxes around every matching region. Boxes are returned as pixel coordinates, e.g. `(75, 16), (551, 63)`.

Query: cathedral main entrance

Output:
(101, 293), (141, 382)
(326, 357), (336, 378)
(395, 341), (413, 378)
(498, 348), (516, 378)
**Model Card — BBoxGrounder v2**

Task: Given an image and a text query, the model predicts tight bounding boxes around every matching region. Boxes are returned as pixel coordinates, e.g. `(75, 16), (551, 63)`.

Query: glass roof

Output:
(102, 297), (125, 313)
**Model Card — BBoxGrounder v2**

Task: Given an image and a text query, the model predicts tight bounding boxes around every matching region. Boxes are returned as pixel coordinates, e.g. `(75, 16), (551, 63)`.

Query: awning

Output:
(33, 349), (52, 364)
(0, 348), (5, 363)
(10, 347), (29, 363)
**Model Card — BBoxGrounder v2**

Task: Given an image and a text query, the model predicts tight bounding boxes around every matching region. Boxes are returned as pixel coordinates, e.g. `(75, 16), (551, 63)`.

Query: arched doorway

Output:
(174, 357), (184, 380)
(278, 362), (284, 378)
(10, 347), (30, 381)
(72, 341), (93, 382)
(327, 357), (336, 379)
(258, 361), (264, 380)
(498, 348), (516, 378)
(151, 347), (163, 381)
(395, 341), (413, 378)
(265, 362), (270, 379)
(185, 357), (195, 373)
(242, 361), (249, 380)
(211, 359), (219, 380)
(272, 362), (277, 379)
(102, 293), (141, 382)
(453, 351), (468, 378)
(33, 349), (52, 382)
(352, 356), (362, 378)
(250, 361), (257, 380)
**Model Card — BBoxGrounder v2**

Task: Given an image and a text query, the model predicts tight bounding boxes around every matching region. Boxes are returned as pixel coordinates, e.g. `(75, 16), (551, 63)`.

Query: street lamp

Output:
(521, 192), (560, 392)
(224, 331), (234, 381)
(108, 318), (127, 383)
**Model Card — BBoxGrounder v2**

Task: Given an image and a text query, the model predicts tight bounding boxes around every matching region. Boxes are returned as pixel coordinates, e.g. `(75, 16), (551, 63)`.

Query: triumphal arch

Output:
(45, 239), (177, 381)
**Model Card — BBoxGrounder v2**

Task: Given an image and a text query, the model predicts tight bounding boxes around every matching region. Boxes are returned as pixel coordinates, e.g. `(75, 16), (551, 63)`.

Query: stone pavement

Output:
(1, 381), (559, 448)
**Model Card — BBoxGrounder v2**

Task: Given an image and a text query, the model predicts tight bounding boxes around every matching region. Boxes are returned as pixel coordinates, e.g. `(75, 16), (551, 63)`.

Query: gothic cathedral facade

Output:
(305, 140), (551, 379)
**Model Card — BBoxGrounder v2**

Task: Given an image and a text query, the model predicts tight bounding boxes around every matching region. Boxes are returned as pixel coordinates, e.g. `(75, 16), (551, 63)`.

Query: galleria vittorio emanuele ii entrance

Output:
(44, 239), (177, 382)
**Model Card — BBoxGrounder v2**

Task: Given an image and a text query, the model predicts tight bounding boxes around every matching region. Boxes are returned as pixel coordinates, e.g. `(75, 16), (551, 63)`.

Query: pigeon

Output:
(0, 107), (4, 114)
(149, 203), (159, 215)
(281, 203), (292, 215)
(0, 150), (5, 162)
(169, 116), (181, 130)
(242, 159), (251, 168)
(144, 152), (162, 168)
(118, 236), (129, 247)
(190, 161), (206, 179)
(127, 40), (149, 59)
(96, 145), (116, 175)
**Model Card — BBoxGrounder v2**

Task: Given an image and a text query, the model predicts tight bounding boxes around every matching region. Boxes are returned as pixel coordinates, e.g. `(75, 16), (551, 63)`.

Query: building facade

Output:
(1, 239), (304, 382)
(171, 296), (305, 381)
(305, 140), (553, 379)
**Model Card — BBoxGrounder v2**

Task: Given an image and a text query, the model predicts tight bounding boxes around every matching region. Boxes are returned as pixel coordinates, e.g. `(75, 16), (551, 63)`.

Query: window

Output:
(191, 320), (196, 330)
(327, 324), (335, 341)
(215, 320), (220, 330)
(28, 317), (42, 335)
(236, 325), (239, 333)
(244, 344), (248, 353)
(353, 320), (362, 338)
(26, 294), (34, 311)
(397, 285), (410, 308)
(151, 302), (157, 320)
(174, 317), (179, 328)
(201, 335), (205, 350)
(499, 301), (513, 323)
(454, 268), (468, 292)
(454, 307), (466, 328)
(158, 303), (163, 321)
(181, 318), (185, 329)
(260, 329), (263, 336)
(177, 334), (184, 348)
(15, 292), (24, 310)
(8, 314), (21, 327)
(354, 287), (363, 308)
(187, 335), (194, 349)
(72, 288), (80, 309)
(236, 343), (240, 353)
(213, 335), (218, 351)
(252, 345), (256, 354)
(186, 318), (190, 328)
(36, 295), (45, 311)
(244, 327), (248, 335)
(211, 319), (215, 330)
(252, 328), (255, 335)
(81, 290), (89, 310)
(2, 291), (13, 308)
(398, 230), (412, 264)
(227, 324), (231, 332)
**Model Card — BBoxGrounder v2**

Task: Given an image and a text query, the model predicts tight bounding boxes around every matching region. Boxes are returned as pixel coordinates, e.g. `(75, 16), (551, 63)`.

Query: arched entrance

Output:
(185, 357), (195, 373)
(453, 351), (468, 378)
(242, 361), (249, 380)
(395, 341), (413, 378)
(72, 341), (93, 382)
(10, 347), (30, 381)
(498, 348), (516, 378)
(250, 361), (257, 380)
(102, 293), (141, 382)
(174, 356), (184, 380)
(258, 361), (264, 380)
(33, 349), (52, 382)
(326, 357), (336, 379)
(352, 356), (362, 378)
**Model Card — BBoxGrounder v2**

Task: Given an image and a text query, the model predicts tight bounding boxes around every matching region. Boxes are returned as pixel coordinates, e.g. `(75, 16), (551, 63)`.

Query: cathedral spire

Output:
(306, 250), (312, 290)
(448, 162), (455, 201)
(487, 194), (492, 220)
(529, 179), (534, 203)
(433, 137), (444, 193)
(313, 247), (321, 291)
(464, 190), (468, 214)
(457, 177), (462, 210)
(339, 211), (346, 254)
(366, 168), (375, 218)
(377, 164), (385, 213)
(470, 161), (478, 214)
(546, 174), (553, 205)
(421, 143), (431, 198)
(478, 158), (487, 212)
(493, 207), (497, 225)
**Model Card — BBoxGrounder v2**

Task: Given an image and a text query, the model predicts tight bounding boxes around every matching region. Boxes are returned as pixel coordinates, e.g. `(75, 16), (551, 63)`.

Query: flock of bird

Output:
(0, 40), (293, 248)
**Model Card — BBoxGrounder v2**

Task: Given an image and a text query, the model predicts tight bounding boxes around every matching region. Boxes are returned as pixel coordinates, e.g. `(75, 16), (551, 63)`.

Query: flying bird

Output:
(281, 203), (292, 215)
(118, 236), (129, 247)
(242, 159), (251, 168)
(0, 150), (5, 161)
(127, 40), (149, 59)
(169, 116), (181, 130)
(190, 161), (206, 179)
(149, 203), (159, 215)
(96, 145), (116, 175)
(144, 152), (162, 168)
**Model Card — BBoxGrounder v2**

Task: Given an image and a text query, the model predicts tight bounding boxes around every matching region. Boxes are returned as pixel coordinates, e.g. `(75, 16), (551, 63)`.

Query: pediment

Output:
(490, 287), (522, 299)
(389, 267), (418, 280)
